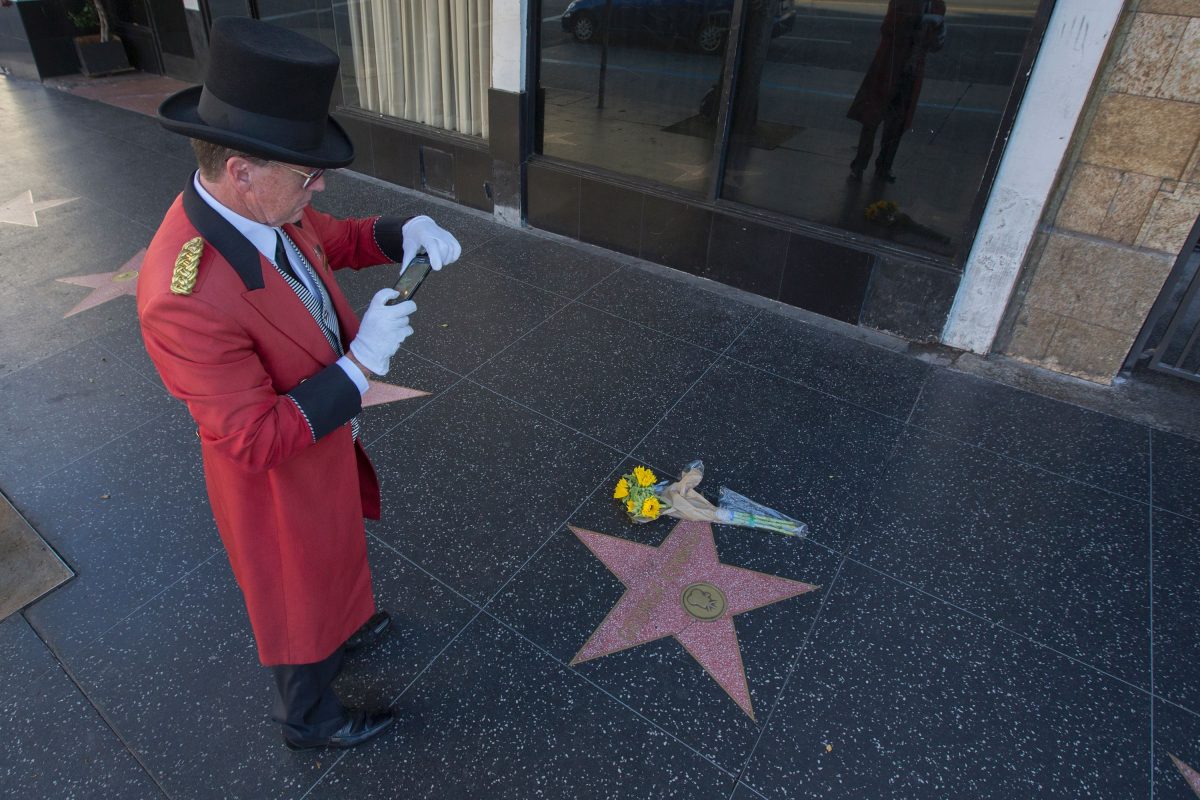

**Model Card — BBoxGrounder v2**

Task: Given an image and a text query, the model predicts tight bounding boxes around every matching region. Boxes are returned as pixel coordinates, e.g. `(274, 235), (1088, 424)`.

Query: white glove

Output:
(349, 289), (416, 375)
(401, 215), (462, 272)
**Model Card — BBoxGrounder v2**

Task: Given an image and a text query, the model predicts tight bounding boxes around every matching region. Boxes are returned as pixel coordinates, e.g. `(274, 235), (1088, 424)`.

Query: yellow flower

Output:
(613, 478), (629, 500)
(626, 499), (636, 513)
(640, 496), (661, 519)
(633, 466), (656, 487)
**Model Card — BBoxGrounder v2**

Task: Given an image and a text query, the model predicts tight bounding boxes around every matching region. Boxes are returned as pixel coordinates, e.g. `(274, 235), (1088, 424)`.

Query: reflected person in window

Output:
(847, 0), (947, 183)
(139, 18), (461, 751)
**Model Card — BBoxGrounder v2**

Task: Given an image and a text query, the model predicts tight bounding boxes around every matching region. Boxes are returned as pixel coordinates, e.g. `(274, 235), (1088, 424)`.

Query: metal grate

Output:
(1129, 229), (1200, 383)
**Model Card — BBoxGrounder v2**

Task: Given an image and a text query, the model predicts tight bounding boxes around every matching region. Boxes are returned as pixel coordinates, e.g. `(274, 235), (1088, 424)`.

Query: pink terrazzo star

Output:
(1171, 754), (1200, 798)
(570, 519), (818, 719)
(362, 379), (429, 407)
(57, 249), (146, 317)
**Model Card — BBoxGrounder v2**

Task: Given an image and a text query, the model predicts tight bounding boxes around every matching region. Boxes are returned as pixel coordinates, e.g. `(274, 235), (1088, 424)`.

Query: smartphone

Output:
(385, 253), (432, 305)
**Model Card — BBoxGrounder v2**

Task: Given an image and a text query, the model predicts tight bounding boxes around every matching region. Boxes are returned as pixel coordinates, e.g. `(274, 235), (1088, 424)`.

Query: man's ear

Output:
(225, 156), (255, 191)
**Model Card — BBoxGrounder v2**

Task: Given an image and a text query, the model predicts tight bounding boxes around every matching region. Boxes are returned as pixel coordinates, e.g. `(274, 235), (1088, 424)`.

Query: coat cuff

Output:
(287, 363), (362, 442)
(371, 215), (414, 263)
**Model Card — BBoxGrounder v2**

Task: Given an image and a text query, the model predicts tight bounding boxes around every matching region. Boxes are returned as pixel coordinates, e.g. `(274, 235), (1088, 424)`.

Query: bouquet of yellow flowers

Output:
(613, 465), (663, 523)
(613, 461), (808, 537)
(864, 200), (950, 244)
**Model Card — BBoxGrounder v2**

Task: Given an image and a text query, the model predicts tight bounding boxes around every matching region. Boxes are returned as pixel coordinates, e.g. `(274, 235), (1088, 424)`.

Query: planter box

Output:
(73, 33), (130, 76)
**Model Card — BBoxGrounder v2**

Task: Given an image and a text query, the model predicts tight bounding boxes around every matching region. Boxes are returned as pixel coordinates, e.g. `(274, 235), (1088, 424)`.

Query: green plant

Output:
(68, 0), (111, 41)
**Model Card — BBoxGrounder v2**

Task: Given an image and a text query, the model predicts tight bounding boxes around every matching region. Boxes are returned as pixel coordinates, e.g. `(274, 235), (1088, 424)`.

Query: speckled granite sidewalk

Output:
(1, 73), (1199, 800)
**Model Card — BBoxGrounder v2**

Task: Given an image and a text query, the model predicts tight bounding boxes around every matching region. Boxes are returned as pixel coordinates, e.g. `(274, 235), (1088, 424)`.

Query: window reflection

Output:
(721, 0), (1036, 259)
(539, 0), (774, 192)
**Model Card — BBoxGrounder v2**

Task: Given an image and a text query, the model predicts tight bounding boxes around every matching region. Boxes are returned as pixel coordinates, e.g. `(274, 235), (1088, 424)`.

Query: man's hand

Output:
(401, 215), (462, 272)
(349, 289), (416, 376)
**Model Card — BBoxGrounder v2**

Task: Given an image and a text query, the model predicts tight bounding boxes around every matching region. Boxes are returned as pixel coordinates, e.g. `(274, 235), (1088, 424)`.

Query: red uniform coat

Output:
(847, 0), (946, 129)
(137, 180), (397, 666)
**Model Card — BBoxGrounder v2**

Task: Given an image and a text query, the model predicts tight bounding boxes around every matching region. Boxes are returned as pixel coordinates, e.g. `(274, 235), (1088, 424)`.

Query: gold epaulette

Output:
(170, 237), (204, 295)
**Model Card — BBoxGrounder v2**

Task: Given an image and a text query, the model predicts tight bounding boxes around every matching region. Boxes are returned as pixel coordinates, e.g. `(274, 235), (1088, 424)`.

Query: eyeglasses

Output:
(271, 162), (326, 189)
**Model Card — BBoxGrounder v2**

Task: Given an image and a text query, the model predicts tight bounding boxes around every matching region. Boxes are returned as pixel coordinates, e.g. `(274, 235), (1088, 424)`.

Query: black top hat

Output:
(159, 17), (353, 168)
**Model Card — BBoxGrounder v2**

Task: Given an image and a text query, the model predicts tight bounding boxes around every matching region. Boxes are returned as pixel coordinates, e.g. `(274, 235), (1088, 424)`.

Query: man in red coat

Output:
(847, 0), (947, 182)
(138, 18), (460, 750)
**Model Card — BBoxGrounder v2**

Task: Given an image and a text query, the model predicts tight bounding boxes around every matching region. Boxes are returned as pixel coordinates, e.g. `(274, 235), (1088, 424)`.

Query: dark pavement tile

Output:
(46, 136), (192, 229)
(358, 350), (462, 447)
(306, 615), (737, 800)
(1152, 430), (1200, 521)
(0, 661), (164, 799)
(488, 478), (840, 773)
(315, 170), (428, 221)
(0, 340), (176, 492)
(580, 266), (761, 351)
(849, 428), (1151, 688)
(93, 314), (162, 387)
(911, 370), (1151, 500)
(0, 614), (59, 696)
(632, 358), (904, 553)
(376, 195), (507, 257)
(471, 303), (719, 453)
(0, 180), (149, 293)
(740, 561), (1150, 799)
(389, 257), (569, 374)
(18, 405), (219, 662)
(463, 227), (621, 299)
(1154, 699), (1200, 800)
(1153, 508), (1200, 711)
(725, 311), (929, 419)
(365, 380), (624, 604)
(69, 538), (477, 800)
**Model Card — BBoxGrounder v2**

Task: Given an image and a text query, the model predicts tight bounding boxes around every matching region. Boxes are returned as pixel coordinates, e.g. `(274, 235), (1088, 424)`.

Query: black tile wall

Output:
(419, 144), (455, 198)
(488, 88), (523, 165)
(332, 112), (375, 176)
(454, 144), (494, 213)
(370, 123), (419, 190)
(778, 232), (875, 323)
(860, 257), (961, 342)
(706, 213), (790, 298)
(641, 194), (712, 273)
(580, 178), (643, 257)
(527, 162), (581, 239)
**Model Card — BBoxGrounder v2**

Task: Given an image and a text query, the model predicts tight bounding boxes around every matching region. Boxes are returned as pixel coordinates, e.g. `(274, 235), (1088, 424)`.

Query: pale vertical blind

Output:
(347, 0), (490, 137)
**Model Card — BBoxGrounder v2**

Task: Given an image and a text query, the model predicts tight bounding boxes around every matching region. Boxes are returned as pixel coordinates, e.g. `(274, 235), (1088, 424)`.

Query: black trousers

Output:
(270, 646), (347, 740)
(851, 75), (917, 175)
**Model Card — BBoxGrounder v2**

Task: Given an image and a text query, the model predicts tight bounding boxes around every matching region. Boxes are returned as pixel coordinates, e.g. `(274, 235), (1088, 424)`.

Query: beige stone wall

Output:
(999, 0), (1200, 383)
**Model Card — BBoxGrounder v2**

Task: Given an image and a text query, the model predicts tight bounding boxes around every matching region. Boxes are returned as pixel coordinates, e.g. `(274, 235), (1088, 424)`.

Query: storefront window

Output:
(538, 0), (729, 191)
(330, 0), (491, 137)
(537, 0), (1040, 260)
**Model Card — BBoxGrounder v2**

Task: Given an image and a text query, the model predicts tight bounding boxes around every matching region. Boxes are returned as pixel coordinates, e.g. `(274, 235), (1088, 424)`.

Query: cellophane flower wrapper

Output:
(716, 487), (809, 538)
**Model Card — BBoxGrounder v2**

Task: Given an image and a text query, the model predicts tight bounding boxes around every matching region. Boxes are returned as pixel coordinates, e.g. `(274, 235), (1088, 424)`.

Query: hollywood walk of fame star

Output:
(570, 519), (818, 720)
(0, 190), (78, 227)
(57, 249), (146, 318)
(1171, 754), (1200, 798)
(362, 379), (429, 408)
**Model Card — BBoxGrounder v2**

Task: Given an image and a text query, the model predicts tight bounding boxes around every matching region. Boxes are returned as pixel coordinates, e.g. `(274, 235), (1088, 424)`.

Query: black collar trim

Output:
(181, 176), (265, 291)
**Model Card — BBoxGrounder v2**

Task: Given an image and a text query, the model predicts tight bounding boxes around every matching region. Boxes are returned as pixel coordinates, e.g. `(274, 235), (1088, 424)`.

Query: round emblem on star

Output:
(681, 582), (726, 621)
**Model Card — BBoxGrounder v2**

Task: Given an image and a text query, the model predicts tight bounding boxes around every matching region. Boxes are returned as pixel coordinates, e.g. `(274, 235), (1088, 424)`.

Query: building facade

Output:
(3, 0), (1197, 386)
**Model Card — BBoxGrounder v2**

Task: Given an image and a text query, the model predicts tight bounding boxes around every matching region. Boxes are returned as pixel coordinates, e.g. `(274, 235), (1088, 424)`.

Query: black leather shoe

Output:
(284, 708), (396, 750)
(873, 169), (897, 183)
(344, 611), (392, 654)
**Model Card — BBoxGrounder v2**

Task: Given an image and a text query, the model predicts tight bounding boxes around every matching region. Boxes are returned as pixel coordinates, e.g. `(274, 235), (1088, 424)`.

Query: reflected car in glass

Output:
(561, 0), (796, 54)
